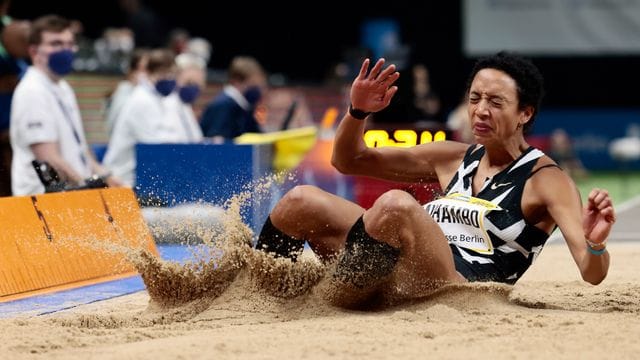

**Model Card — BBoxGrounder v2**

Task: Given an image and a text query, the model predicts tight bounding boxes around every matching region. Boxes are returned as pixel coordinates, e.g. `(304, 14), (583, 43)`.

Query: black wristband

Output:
(348, 104), (371, 120)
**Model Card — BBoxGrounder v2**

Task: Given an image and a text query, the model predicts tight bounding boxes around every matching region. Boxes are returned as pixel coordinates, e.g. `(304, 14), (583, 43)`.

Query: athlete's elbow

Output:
(331, 153), (357, 175)
(331, 156), (352, 174)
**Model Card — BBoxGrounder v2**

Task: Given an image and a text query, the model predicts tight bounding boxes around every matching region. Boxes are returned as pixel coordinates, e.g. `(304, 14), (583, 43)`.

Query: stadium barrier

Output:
(0, 188), (158, 303)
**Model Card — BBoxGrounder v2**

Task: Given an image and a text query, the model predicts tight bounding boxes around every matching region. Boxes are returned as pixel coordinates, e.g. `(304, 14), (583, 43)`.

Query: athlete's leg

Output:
(255, 185), (364, 261)
(332, 189), (464, 301)
(330, 190), (466, 307)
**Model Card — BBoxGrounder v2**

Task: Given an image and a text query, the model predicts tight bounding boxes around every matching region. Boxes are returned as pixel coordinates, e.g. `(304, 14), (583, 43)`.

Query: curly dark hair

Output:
(466, 51), (545, 134)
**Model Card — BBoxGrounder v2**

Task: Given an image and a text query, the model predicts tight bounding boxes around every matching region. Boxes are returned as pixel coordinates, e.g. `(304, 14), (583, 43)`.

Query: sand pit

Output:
(2, 182), (638, 359)
(1, 238), (639, 359)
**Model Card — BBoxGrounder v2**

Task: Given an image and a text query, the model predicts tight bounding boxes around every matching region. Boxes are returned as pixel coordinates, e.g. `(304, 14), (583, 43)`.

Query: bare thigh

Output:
(269, 185), (364, 260)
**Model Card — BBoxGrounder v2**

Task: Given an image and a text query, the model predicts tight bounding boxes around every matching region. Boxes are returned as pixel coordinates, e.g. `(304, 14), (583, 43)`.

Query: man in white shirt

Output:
(163, 52), (205, 143)
(103, 48), (181, 187)
(10, 14), (121, 195)
(104, 48), (149, 136)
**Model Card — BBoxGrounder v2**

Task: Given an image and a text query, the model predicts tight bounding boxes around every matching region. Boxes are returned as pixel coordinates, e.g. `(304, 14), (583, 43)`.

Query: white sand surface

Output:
(1, 240), (638, 359)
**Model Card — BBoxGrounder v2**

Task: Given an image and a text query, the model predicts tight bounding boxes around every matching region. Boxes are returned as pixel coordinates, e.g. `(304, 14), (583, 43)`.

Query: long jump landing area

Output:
(0, 245), (193, 318)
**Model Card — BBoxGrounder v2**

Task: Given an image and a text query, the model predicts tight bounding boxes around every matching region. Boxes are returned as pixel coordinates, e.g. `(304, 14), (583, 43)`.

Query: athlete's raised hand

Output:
(350, 58), (400, 114)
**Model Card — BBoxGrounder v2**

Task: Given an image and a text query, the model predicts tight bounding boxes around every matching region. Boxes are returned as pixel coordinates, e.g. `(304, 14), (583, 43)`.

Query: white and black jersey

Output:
(425, 144), (558, 284)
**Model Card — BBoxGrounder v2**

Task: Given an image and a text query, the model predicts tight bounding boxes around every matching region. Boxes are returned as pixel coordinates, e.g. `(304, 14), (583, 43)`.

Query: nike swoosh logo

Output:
(491, 182), (512, 190)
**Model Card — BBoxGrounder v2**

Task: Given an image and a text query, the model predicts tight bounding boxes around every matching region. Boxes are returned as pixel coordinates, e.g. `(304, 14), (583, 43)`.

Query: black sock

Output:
(255, 216), (304, 261)
(334, 216), (400, 288)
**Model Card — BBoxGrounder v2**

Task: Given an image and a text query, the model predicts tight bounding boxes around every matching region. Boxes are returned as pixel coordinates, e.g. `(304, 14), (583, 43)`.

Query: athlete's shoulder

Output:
(527, 153), (577, 199)
(530, 153), (564, 175)
(414, 140), (469, 164)
(415, 140), (470, 155)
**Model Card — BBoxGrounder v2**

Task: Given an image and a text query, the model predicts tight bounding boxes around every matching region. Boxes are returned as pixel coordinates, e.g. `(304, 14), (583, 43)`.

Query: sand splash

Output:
(124, 172), (331, 308)
(96, 171), (640, 316)
(22, 172), (640, 334)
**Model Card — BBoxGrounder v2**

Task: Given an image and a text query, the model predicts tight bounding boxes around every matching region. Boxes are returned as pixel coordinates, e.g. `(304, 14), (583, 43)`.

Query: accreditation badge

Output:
(423, 193), (503, 254)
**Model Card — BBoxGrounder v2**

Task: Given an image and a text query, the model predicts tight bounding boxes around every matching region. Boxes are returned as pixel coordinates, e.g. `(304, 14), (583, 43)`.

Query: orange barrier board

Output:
(0, 188), (158, 302)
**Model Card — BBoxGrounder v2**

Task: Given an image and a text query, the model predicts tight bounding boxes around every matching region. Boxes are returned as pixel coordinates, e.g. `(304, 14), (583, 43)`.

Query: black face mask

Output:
(243, 86), (262, 106)
(48, 49), (75, 76)
(178, 85), (200, 104)
(155, 79), (176, 97)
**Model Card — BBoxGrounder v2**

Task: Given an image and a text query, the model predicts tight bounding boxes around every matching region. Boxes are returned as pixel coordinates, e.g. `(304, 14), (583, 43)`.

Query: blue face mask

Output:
(48, 49), (75, 76)
(155, 79), (176, 97)
(178, 85), (201, 104)
(243, 86), (262, 106)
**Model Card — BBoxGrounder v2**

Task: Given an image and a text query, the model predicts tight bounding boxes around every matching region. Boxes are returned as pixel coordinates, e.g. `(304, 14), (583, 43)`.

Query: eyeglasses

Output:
(42, 40), (77, 50)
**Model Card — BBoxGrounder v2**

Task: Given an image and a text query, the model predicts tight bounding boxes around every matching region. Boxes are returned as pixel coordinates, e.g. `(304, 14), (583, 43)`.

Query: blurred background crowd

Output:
(2, 0), (640, 202)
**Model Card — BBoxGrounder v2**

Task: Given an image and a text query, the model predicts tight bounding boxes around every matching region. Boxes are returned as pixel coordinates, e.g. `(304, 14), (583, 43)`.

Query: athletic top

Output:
(424, 144), (557, 284)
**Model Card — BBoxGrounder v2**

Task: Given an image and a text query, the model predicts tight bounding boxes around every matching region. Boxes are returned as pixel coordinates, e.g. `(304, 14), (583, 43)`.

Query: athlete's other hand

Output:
(582, 188), (615, 245)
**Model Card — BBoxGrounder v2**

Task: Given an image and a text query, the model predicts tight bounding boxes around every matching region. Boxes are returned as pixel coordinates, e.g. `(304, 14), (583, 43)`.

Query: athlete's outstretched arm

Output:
(537, 170), (613, 285)
(331, 58), (467, 185)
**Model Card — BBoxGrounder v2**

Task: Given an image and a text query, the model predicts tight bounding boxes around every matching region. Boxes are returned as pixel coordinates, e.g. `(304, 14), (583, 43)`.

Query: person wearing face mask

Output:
(1, 10), (30, 197)
(9, 14), (122, 195)
(163, 52), (205, 143)
(104, 47), (149, 136)
(103, 48), (181, 187)
(199, 55), (266, 143)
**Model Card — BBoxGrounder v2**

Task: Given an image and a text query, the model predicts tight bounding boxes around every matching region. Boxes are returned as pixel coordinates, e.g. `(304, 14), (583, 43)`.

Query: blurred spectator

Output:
(0, 0), (7, 21)
(1, 20), (29, 61)
(66, 19), (96, 71)
(548, 128), (588, 180)
(186, 37), (212, 65)
(164, 52), (205, 143)
(200, 55), (267, 142)
(10, 14), (121, 195)
(0, 1), (29, 196)
(446, 95), (473, 143)
(103, 48), (180, 186)
(92, 27), (135, 73)
(167, 27), (190, 55)
(410, 63), (442, 123)
(104, 47), (149, 135)
(118, 0), (167, 48)
(262, 88), (314, 132)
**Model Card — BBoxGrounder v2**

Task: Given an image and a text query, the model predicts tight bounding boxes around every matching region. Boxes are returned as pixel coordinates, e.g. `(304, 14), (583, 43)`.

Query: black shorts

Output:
(451, 245), (511, 284)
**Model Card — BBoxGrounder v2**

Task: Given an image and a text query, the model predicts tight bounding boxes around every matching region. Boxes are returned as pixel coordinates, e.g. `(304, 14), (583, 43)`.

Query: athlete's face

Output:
(467, 68), (533, 145)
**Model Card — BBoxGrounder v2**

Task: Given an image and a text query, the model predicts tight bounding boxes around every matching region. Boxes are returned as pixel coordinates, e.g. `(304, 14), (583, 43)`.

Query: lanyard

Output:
(52, 92), (87, 165)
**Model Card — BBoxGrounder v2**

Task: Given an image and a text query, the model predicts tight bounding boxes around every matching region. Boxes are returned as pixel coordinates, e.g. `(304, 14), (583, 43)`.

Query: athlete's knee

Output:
(272, 185), (320, 219)
(369, 189), (420, 222)
(374, 189), (419, 212)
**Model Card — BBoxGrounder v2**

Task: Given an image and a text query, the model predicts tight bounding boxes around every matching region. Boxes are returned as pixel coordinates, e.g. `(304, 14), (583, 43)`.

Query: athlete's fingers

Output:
(596, 198), (613, 211)
(380, 71), (400, 88)
(382, 86), (399, 105)
(378, 63), (397, 82)
(600, 207), (616, 223)
(368, 58), (386, 80)
(357, 58), (370, 80)
(589, 189), (609, 209)
(588, 188), (601, 201)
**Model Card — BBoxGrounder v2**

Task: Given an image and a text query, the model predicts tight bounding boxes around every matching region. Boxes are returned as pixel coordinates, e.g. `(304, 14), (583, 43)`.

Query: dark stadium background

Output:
(10, 1), (640, 114)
